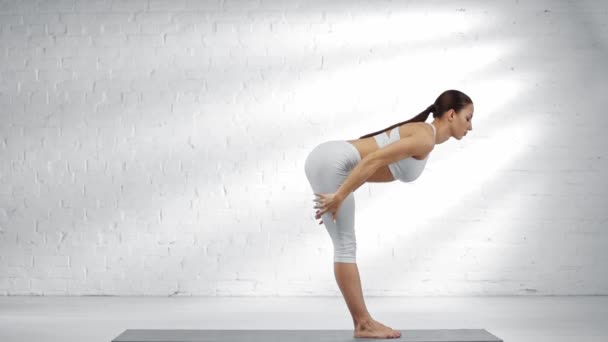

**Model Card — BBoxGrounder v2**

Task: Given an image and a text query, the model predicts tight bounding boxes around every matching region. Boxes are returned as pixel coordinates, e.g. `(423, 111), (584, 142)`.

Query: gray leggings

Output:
(304, 140), (361, 263)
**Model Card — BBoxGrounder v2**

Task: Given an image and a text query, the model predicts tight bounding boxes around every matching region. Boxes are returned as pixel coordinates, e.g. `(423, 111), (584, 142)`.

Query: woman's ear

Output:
(447, 108), (455, 122)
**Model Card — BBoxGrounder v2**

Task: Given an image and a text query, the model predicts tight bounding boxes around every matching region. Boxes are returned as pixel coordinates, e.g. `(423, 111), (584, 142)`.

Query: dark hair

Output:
(358, 89), (473, 139)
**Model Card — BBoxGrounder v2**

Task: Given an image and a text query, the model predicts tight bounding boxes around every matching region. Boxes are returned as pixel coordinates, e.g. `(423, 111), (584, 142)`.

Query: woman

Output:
(304, 90), (474, 339)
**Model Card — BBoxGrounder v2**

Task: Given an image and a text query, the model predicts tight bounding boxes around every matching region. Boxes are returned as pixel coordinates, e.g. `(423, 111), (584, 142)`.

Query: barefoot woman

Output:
(304, 90), (474, 339)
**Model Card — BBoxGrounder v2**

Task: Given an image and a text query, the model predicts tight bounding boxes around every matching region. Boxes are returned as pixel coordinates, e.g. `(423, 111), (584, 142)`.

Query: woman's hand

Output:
(313, 191), (345, 225)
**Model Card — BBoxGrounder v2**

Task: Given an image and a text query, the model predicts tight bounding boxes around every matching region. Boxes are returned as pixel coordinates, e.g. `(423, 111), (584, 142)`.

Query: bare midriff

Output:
(346, 122), (432, 183)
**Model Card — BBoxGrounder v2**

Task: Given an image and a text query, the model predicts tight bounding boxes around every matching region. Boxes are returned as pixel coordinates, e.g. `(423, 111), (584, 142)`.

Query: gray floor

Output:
(0, 296), (606, 342)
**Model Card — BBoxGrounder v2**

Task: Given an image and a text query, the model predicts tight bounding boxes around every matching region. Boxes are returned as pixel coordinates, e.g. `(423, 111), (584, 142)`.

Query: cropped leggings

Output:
(304, 140), (361, 263)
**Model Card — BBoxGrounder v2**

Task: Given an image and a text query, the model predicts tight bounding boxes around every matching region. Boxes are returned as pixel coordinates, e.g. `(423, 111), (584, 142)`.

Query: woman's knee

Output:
(334, 248), (357, 263)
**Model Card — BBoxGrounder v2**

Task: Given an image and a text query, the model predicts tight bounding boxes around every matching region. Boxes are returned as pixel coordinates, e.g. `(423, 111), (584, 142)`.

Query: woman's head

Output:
(359, 89), (474, 139)
(434, 89), (474, 140)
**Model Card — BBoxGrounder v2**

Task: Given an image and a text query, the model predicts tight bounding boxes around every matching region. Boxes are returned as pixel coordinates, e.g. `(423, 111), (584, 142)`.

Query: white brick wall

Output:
(0, 0), (607, 296)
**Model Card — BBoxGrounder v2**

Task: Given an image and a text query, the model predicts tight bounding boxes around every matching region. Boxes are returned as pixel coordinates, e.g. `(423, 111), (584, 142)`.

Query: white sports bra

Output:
(373, 123), (436, 182)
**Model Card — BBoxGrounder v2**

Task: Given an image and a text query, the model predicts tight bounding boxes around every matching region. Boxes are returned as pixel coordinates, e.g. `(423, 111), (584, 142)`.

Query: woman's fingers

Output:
(314, 193), (335, 224)
(312, 193), (339, 224)
(314, 210), (323, 225)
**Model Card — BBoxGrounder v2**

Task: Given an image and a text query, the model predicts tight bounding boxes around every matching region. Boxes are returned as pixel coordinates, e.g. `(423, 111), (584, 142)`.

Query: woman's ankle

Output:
(354, 314), (374, 328)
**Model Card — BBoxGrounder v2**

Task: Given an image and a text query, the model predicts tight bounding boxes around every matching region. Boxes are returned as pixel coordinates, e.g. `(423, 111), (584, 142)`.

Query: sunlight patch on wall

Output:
(355, 116), (540, 281)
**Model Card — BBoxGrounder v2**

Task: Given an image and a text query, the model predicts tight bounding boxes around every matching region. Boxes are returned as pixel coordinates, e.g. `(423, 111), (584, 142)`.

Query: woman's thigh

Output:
(304, 140), (360, 263)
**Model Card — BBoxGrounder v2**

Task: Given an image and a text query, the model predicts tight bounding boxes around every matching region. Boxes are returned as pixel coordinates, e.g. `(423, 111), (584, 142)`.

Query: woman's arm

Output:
(334, 158), (379, 201)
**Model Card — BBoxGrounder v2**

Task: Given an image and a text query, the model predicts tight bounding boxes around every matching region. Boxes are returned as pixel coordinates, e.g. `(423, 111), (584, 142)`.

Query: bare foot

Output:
(354, 318), (401, 339)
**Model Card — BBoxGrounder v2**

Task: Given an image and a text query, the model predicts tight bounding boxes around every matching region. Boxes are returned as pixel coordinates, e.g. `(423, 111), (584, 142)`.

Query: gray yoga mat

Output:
(112, 329), (503, 341)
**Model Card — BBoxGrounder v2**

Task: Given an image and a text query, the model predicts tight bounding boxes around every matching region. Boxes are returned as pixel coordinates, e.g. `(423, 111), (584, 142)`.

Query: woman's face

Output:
(452, 103), (474, 140)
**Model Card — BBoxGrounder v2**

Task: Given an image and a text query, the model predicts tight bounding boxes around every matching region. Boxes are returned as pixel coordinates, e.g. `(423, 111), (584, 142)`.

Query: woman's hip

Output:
(304, 140), (361, 187)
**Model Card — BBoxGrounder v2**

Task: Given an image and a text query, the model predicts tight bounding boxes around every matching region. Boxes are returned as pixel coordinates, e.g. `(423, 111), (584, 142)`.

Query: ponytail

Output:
(358, 104), (436, 139)
(357, 89), (473, 140)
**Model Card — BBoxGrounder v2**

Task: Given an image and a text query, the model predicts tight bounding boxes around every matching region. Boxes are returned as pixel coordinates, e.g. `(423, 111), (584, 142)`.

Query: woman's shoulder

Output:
(398, 122), (435, 140)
